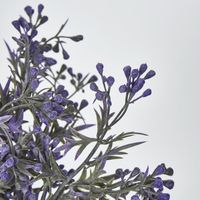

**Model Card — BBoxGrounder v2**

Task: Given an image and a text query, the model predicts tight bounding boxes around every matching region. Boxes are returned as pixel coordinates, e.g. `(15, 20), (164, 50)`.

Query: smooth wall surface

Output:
(0, 0), (199, 199)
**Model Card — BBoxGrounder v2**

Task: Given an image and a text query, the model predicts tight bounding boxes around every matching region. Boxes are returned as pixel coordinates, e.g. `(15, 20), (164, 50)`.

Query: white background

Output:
(0, 0), (200, 199)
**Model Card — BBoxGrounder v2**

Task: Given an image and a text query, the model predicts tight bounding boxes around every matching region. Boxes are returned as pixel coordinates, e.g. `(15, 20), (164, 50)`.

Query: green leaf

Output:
(75, 144), (87, 160)
(49, 152), (65, 179)
(94, 109), (103, 137)
(79, 167), (87, 180)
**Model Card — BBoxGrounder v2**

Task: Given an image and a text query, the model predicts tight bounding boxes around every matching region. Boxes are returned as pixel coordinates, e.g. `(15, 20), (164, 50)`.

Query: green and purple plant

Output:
(0, 4), (174, 200)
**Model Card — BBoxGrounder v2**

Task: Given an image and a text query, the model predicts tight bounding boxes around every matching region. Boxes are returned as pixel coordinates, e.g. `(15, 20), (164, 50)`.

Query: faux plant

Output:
(0, 4), (174, 200)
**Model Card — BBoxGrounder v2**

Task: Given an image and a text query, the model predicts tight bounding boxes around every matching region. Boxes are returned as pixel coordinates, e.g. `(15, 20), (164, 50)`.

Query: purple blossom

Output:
(156, 193), (170, 200)
(142, 89), (152, 97)
(38, 4), (44, 15)
(163, 180), (174, 190)
(90, 82), (98, 91)
(131, 68), (139, 79)
(119, 84), (127, 93)
(106, 76), (115, 87)
(40, 16), (48, 25)
(144, 70), (156, 79)
(0, 170), (10, 181)
(54, 94), (63, 103)
(139, 63), (148, 75)
(48, 111), (58, 120)
(30, 79), (39, 91)
(0, 144), (10, 160)
(33, 163), (42, 173)
(131, 195), (140, 200)
(29, 67), (39, 78)
(62, 48), (70, 60)
(19, 17), (30, 31)
(96, 63), (104, 74)
(153, 164), (166, 176)
(12, 20), (21, 32)
(24, 6), (34, 17)
(79, 99), (88, 110)
(153, 177), (163, 189)
(4, 157), (15, 168)
(95, 91), (104, 101)
(123, 65), (131, 79)
(45, 57), (57, 66)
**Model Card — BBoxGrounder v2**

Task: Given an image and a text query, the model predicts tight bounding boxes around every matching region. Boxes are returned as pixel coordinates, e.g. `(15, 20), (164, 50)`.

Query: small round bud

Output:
(139, 63), (148, 75)
(119, 85), (127, 93)
(142, 89), (152, 97)
(96, 63), (104, 74)
(144, 70), (156, 79)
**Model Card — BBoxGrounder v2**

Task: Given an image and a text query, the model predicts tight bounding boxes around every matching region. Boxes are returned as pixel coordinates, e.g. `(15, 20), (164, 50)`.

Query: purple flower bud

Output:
(12, 20), (21, 32)
(77, 73), (83, 81)
(24, 6), (34, 17)
(0, 170), (10, 181)
(165, 167), (174, 176)
(139, 63), (148, 75)
(31, 79), (39, 91)
(54, 94), (63, 103)
(115, 168), (123, 179)
(30, 29), (38, 39)
(153, 177), (163, 189)
(33, 125), (41, 134)
(131, 195), (140, 200)
(62, 49), (70, 60)
(45, 57), (57, 66)
(29, 67), (39, 78)
(123, 66), (131, 79)
(142, 89), (152, 97)
(33, 163), (42, 173)
(48, 111), (57, 120)
(69, 35), (83, 42)
(40, 16), (48, 25)
(38, 4), (44, 15)
(61, 90), (69, 98)
(153, 164), (166, 176)
(90, 82), (98, 91)
(144, 70), (156, 79)
(19, 17), (30, 30)
(96, 63), (104, 75)
(132, 79), (145, 93)
(27, 192), (36, 200)
(157, 193), (170, 200)
(80, 99), (88, 110)
(163, 180), (174, 190)
(124, 169), (130, 175)
(53, 152), (62, 160)
(5, 157), (15, 168)
(106, 76), (115, 87)
(119, 85), (127, 93)
(56, 85), (64, 93)
(42, 101), (52, 111)
(87, 75), (98, 83)
(51, 138), (60, 149)
(59, 164), (65, 169)
(95, 91), (104, 101)
(67, 67), (74, 77)
(131, 69), (139, 79)
(130, 167), (140, 177)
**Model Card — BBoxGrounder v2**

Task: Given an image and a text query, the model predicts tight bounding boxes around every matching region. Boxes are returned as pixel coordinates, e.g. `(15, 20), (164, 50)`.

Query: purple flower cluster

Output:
(128, 164), (174, 200)
(90, 63), (115, 105)
(119, 64), (156, 101)
(0, 3), (174, 200)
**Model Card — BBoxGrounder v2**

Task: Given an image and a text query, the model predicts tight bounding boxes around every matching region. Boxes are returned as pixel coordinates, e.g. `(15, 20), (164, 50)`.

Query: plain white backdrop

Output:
(0, 0), (200, 199)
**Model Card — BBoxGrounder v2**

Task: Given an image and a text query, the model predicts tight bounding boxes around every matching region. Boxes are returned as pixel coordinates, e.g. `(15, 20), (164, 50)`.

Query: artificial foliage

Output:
(0, 4), (174, 200)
